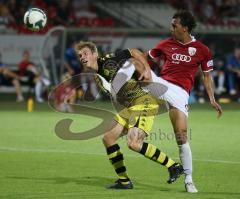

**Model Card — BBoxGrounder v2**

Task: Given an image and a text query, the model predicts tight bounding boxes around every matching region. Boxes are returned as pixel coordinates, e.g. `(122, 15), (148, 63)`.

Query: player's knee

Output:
(127, 138), (141, 152)
(12, 79), (18, 84)
(127, 139), (136, 151)
(102, 132), (111, 146)
(174, 130), (188, 145)
(102, 131), (117, 147)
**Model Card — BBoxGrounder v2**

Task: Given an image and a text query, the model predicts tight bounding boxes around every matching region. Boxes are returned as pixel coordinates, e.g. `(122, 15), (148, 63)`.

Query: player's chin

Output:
(83, 64), (92, 70)
(87, 64), (95, 69)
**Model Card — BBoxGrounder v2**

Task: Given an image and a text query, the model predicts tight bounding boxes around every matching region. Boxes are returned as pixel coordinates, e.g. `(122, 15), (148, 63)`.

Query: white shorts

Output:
(150, 71), (189, 117)
(114, 62), (189, 116)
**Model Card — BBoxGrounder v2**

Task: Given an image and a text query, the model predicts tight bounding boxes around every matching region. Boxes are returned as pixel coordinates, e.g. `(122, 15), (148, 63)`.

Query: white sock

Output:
(218, 73), (225, 90)
(35, 80), (43, 100)
(178, 142), (193, 183)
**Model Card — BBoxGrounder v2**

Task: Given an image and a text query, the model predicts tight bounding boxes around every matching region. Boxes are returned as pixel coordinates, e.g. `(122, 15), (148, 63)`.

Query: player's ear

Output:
(93, 52), (98, 60)
(183, 26), (188, 32)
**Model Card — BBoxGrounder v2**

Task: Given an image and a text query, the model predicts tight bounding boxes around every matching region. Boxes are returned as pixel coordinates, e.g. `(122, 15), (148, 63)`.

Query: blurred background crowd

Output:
(1, 0), (240, 32)
(0, 0), (240, 104)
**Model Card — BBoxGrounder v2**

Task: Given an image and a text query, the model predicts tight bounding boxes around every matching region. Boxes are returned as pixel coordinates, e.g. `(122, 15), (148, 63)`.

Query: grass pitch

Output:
(0, 101), (240, 199)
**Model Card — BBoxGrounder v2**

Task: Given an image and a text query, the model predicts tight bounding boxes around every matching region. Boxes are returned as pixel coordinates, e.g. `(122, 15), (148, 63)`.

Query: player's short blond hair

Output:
(74, 41), (98, 54)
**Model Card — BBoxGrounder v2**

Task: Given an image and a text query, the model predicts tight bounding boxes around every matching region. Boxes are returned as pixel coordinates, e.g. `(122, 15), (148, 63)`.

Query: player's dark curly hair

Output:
(173, 10), (197, 33)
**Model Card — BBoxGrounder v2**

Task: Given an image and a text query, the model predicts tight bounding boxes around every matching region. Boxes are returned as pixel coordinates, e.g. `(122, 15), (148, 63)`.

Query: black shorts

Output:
(0, 74), (13, 85)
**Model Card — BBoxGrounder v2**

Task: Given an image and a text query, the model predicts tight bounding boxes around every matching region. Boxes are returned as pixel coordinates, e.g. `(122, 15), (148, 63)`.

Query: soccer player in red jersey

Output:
(144, 10), (222, 193)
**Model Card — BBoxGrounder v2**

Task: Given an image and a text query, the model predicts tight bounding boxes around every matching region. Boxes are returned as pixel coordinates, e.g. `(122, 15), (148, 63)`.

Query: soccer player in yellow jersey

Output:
(75, 41), (184, 189)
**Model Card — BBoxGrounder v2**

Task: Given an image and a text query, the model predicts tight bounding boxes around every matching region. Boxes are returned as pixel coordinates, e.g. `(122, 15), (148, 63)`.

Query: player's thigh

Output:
(129, 94), (159, 133)
(169, 106), (188, 144)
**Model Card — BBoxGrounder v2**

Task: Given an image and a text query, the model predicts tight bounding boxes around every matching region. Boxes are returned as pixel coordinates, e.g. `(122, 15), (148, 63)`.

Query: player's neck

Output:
(178, 34), (193, 44)
(94, 63), (99, 71)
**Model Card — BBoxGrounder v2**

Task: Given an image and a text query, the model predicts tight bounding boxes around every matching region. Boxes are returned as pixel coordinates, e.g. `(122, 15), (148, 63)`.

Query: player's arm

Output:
(129, 48), (152, 81)
(0, 66), (21, 80)
(201, 47), (222, 117)
(202, 71), (222, 117)
(113, 49), (151, 81)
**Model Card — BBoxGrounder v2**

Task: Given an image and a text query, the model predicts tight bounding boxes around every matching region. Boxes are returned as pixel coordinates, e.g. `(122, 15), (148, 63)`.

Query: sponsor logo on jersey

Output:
(172, 53), (191, 62)
(188, 47), (197, 56)
(207, 60), (213, 67)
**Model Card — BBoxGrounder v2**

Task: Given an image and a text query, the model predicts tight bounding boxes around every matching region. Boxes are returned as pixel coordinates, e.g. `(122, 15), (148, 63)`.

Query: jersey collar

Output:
(175, 35), (196, 45)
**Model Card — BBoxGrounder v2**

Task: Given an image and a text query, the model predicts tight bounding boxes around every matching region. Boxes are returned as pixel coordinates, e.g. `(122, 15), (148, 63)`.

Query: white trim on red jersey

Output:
(175, 35), (196, 45)
(148, 50), (155, 59)
(203, 68), (214, 73)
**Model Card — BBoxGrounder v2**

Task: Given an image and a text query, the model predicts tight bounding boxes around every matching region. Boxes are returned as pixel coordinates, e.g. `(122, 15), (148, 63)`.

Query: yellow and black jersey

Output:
(97, 49), (131, 82)
(97, 49), (148, 107)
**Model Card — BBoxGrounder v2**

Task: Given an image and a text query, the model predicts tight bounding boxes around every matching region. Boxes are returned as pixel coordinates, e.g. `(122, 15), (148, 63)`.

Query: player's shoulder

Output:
(98, 52), (116, 68)
(192, 40), (211, 56)
(193, 40), (210, 50)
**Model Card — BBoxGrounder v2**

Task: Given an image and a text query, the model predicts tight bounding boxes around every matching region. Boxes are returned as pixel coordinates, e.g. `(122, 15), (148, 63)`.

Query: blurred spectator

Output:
(227, 45), (240, 96)
(64, 42), (82, 76)
(18, 50), (50, 102)
(0, 1), (15, 30)
(0, 52), (24, 102)
(53, 73), (76, 112)
(63, 41), (83, 103)
(53, 0), (76, 26)
(170, 0), (240, 27)
(209, 42), (227, 95)
(213, 57), (226, 95)
(73, 0), (97, 19)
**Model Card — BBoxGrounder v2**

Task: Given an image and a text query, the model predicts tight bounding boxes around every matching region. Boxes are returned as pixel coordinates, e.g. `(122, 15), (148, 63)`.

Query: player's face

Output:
(170, 18), (186, 41)
(23, 51), (30, 61)
(77, 47), (98, 70)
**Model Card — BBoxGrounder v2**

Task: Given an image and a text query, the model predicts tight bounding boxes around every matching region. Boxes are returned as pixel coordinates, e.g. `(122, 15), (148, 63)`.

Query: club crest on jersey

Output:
(188, 47), (196, 56)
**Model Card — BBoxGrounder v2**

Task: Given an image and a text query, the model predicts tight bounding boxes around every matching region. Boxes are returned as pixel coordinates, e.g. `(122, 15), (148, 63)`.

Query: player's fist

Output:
(210, 100), (222, 118)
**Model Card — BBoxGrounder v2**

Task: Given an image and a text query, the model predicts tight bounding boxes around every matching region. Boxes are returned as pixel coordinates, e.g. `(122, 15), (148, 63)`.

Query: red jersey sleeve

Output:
(148, 42), (163, 59)
(200, 46), (214, 72)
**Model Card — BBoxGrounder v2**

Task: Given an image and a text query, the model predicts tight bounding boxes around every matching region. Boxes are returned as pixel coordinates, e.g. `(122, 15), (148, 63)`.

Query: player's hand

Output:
(139, 69), (152, 82)
(210, 100), (222, 118)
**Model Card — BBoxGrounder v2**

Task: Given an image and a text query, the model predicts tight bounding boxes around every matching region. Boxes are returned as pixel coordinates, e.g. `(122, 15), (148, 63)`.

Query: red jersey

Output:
(149, 37), (213, 93)
(18, 61), (34, 76)
(54, 84), (74, 105)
